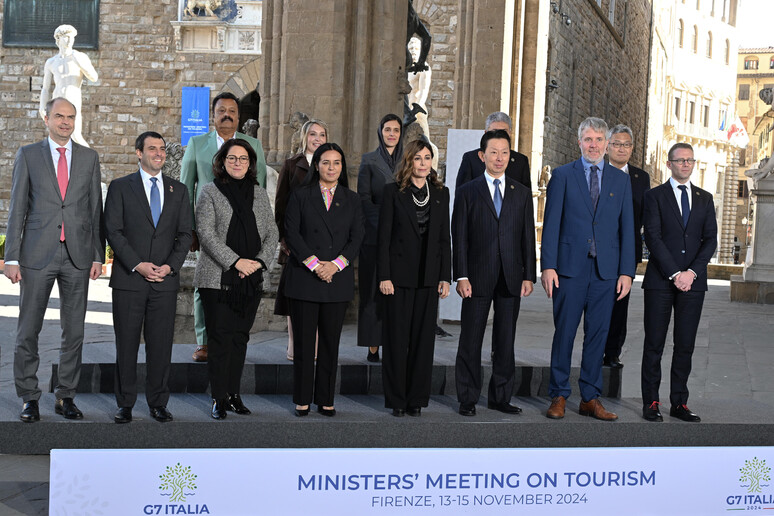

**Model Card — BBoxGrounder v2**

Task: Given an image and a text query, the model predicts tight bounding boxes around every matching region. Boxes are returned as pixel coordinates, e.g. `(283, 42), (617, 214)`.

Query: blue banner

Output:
(181, 87), (210, 146)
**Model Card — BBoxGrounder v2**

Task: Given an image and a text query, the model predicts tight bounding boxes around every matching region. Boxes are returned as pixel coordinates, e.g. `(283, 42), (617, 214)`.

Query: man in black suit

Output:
(104, 132), (192, 423)
(455, 111), (530, 190)
(641, 142), (717, 423)
(452, 130), (536, 416)
(603, 125), (650, 368)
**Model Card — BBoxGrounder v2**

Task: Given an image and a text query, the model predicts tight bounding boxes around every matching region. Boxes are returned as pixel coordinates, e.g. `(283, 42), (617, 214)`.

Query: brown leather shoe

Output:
(546, 396), (566, 419)
(579, 398), (618, 421)
(192, 345), (208, 362)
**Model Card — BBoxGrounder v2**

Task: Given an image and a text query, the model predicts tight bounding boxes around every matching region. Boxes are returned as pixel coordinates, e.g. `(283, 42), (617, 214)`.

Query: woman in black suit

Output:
(357, 113), (404, 362)
(284, 143), (364, 417)
(274, 119), (328, 360)
(377, 140), (451, 417)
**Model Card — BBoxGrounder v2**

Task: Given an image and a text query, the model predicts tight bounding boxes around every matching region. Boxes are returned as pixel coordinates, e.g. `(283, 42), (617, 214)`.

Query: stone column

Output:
(719, 150), (739, 263)
(452, 0), (508, 129)
(259, 0), (406, 177)
(743, 176), (774, 283)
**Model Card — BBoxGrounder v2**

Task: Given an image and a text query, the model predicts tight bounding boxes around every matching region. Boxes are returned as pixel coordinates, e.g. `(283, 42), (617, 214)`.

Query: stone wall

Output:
(542, 0), (652, 170)
(0, 0), (259, 229)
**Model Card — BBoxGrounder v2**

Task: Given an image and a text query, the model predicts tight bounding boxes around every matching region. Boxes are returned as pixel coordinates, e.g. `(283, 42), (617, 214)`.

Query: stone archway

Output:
(218, 58), (262, 131)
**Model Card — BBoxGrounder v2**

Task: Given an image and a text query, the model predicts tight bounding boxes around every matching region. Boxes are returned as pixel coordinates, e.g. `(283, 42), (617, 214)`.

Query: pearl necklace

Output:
(412, 181), (430, 207)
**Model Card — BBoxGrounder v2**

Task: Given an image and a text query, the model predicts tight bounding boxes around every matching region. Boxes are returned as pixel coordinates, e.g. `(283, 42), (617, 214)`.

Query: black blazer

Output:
(609, 162), (651, 263)
(275, 153), (309, 239)
(104, 171), (192, 291)
(376, 182), (451, 288)
(452, 174), (537, 296)
(456, 148), (530, 190)
(358, 149), (396, 246)
(284, 182), (365, 303)
(642, 181), (717, 291)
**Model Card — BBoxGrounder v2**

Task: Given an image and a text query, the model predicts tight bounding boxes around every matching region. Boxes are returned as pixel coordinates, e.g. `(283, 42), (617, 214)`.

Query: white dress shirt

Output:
(669, 176), (693, 214)
(48, 137), (72, 177)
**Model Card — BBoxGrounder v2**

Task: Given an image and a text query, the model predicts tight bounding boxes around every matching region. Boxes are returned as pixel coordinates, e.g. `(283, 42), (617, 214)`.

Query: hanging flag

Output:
(727, 115), (750, 148)
(719, 110), (726, 131)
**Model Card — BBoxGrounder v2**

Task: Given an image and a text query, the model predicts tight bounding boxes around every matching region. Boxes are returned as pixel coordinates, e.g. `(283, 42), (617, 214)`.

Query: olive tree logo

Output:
(159, 463), (198, 502)
(739, 457), (771, 493)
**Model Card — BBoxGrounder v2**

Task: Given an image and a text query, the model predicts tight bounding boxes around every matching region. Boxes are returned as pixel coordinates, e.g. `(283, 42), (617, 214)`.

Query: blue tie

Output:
(678, 184), (690, 227)
(493, 178), (502, 218)
(589, 165), (600, 211)
(150, 177), (161, 227)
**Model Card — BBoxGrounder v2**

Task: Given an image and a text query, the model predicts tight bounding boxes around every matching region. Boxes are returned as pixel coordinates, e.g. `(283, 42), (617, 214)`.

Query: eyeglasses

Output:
(609, 142), (633, 149)
(226, 155), (250, 164)
(669, 158), (696, 166)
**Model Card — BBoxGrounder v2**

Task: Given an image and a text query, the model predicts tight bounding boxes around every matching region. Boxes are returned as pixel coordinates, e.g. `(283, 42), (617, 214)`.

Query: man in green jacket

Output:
(181, 91), (267, 362)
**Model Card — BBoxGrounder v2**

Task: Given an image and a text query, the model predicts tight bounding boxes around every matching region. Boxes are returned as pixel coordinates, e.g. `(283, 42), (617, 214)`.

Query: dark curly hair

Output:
(396, 139), (443, 191)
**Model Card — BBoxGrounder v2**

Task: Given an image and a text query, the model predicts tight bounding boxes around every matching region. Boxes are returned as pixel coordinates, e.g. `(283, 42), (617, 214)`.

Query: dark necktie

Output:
(678, 184), (690, 227)
(150, 177), (161, 227)
(589, 165), (600, 211)
(493, 179), (502, 218)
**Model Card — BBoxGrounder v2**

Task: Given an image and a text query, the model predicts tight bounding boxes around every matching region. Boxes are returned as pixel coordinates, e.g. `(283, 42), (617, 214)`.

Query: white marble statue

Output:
(745, 157), (774, 190)
(39, 25), (99, 147)
(407, 36), (432, 138)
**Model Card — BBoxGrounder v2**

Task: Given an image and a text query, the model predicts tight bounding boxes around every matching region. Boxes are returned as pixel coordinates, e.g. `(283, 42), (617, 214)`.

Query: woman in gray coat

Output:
(194, 139), (278, 419)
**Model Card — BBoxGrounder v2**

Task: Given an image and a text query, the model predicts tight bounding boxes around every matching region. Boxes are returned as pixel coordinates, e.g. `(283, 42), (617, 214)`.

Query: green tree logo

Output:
(739, 457), (771, 493)
(159, 463), (198, 502)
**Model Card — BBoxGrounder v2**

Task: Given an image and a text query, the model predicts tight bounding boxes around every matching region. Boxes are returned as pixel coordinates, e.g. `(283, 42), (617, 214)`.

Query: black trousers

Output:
(357, 244), (382, 347)
(382, 286), (438, 410)
(604, 290), (630, 360)
(455, 271), (521, 405)
(112, 285), (176, 408)
(641, 288), (705, 407)
(200, 288), (261, 400)
(289, 299), (347, 406)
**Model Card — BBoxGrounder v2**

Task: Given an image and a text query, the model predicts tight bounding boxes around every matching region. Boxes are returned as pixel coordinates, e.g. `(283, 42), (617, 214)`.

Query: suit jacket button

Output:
(62, 204), (65, 209)
(681, 250), (685, 254)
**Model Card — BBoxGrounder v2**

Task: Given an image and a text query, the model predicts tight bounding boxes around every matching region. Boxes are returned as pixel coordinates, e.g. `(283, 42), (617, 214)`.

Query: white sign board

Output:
(50, 446), (774, 515)
(440, 129), (485, 322)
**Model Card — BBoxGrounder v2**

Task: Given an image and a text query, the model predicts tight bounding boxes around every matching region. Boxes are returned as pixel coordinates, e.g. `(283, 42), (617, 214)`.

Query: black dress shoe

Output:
(227, 394), (251, 415)
(670, 404), (701, 422)
(55, 398), (83, 420)
(367, 349), (380, 363)
(295, 406), (310, 417)
(603, 356), (624, 369)
(487, 401), (523, 414)
(114, 407), (132, 424)
(459, 403), (476, 416)
(642, 401), (663, 422)
(392, 408), (405, 417)
(407, 407), (422, 417)
(150, 406), (173, 423)
(434, 325), (453, 337)
(211, 399), (227, 420)
(317, 406), (336, 417)
(20, 400), (40, 423)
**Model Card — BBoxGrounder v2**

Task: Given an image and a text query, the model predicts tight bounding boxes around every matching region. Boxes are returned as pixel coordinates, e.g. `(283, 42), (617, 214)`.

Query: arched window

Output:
(725, 40), (730, 65)
(691, 26), (698, 53)
(706, 32), (713, 58)
(678, 20), (684, 48)
(744, 57), (759, 70)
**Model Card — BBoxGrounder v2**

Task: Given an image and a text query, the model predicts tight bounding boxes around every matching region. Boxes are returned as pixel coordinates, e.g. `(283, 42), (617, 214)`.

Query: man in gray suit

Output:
(4, 97), (104, 422)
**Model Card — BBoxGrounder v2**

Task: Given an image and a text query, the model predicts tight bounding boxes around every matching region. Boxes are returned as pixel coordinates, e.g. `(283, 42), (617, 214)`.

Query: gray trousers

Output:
(15, 243), (90, 402)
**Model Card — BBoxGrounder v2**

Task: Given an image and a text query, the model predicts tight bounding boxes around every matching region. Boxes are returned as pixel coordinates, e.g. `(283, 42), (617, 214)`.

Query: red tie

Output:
(57, 147), (68, 241)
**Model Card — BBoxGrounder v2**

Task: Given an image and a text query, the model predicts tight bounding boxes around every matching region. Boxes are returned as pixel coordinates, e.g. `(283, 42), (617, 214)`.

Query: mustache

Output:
(220, 115), (234, 122)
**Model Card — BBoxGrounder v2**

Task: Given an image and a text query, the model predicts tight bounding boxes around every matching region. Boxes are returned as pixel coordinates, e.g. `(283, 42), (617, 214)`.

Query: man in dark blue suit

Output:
(641, 143), (716, 423)
(541, 117), (635, 421)
(455, 112), (530, 190)
(603, 125), (651, 369)
(452, 130), (536, 417)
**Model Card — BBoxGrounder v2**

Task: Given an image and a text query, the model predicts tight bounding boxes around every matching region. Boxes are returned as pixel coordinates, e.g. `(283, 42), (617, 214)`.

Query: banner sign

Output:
(181, 87), (210, 146)
(50, 446), (774, 515)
